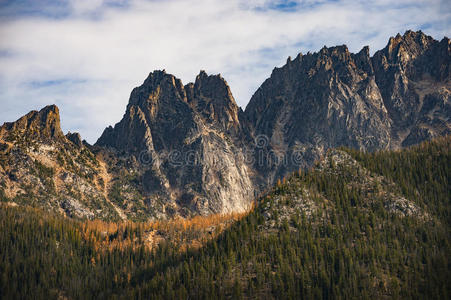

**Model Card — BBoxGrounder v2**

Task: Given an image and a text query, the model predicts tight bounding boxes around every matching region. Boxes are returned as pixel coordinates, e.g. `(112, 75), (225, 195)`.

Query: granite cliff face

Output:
(96, 70), (256, 216)
(245, 30), (450, 183)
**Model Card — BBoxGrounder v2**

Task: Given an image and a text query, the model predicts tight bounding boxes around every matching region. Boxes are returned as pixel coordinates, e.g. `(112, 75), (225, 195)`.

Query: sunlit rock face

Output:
(96, 70), (256, 216)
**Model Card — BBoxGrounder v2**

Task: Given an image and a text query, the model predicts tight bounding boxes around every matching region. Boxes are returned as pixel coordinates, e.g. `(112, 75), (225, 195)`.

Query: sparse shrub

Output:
(56, 152), (65, 165)
(34, 159), (54, 179)
(0, 188), (7, 202)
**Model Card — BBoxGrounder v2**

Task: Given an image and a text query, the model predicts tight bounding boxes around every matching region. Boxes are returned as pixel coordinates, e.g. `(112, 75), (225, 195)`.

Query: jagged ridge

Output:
(96, 70), (256, 217)
(245, 30), (450, 183)
(0, 30), (449, 220)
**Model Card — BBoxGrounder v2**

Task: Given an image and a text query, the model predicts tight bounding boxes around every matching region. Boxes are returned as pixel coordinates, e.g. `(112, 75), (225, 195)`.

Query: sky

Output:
(0, 0), (450, 143)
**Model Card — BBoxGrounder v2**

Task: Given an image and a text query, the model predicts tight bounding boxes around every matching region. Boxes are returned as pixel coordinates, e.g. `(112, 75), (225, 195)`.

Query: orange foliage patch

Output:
(81, 208), (253, 253)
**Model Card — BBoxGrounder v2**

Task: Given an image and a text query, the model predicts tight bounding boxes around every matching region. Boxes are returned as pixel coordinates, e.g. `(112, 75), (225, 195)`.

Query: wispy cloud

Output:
(0, 0), (449, 142)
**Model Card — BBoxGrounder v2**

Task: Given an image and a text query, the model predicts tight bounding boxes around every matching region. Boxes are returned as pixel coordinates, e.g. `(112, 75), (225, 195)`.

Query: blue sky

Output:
(0, 0), (450, 143)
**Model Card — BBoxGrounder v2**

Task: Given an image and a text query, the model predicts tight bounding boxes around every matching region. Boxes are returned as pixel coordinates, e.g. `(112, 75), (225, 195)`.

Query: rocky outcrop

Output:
(96, 70), (256, 216)
(66, 132), (83, 148)
(245, 30), (450, 183)
(0, 105), (143, 220)
(186, 71), (241, 133)
(0, 105), (64, 141)
(372, 30), (450, 147)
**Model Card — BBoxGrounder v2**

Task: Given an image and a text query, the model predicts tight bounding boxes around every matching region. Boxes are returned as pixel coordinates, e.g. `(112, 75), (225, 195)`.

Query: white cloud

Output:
(0, 0), (449, 143)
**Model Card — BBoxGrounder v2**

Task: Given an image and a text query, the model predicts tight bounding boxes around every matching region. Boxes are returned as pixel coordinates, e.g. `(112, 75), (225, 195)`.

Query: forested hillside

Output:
(1, 136), (450, 299)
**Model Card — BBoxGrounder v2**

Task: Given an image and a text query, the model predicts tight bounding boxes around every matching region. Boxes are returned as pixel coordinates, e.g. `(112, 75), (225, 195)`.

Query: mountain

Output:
(96, 70), (256, 217)
(95, 30), (449, 216)
(245, 30), (450, 183)
(0, 30), (449, 220)
(1, 136), (449, 298)
(0, 105), (146, 220)
(0, 104), (64, 141)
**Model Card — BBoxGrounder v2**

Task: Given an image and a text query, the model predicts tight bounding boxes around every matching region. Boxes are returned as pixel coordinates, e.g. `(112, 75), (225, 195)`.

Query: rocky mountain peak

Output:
(95, 70), (255, 216)
(245, 30), (450, 185)
(129, 70), (187, 108)
(374, 30), (449, 78)
(187, 70), (240, 131)
(319, 44), (350, 56)
(371, 31), (450, 143)
(0, 104), (64, 142)
(382, 30), (435, 65)
(66, 132), (83, 148)
(97, 70), (194, 152)
(192, 70), (234, 101)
